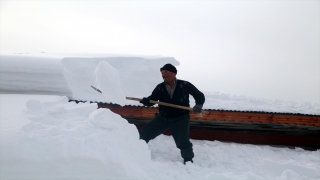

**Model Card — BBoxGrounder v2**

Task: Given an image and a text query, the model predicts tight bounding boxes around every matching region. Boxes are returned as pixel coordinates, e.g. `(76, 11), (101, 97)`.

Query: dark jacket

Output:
(146, 79), (205, 117)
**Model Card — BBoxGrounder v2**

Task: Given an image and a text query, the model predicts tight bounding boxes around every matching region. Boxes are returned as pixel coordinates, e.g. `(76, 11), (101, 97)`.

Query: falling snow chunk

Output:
(95, 61), (127, 106)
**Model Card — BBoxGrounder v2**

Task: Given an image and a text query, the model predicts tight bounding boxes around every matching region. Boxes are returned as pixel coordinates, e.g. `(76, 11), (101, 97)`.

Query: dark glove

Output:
(193, 104), (203, 113)
(140, 97), (153, 106)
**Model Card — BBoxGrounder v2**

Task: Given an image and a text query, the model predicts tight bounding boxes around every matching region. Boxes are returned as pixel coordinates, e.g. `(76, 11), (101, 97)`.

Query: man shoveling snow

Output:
(139, 63), (205, 164)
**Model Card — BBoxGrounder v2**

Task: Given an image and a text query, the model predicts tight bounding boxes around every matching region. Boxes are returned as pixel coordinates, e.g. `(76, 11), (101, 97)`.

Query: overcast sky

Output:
(0, 0), (319, 103)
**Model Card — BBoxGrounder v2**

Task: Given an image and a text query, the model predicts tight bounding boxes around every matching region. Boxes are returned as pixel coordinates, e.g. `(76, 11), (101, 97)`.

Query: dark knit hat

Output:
(160, 63), (177, 74)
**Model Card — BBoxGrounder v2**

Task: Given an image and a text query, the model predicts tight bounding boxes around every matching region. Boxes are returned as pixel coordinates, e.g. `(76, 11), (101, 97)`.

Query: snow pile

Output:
(1, 95), (151, 179)
(0, 94), (319, 180)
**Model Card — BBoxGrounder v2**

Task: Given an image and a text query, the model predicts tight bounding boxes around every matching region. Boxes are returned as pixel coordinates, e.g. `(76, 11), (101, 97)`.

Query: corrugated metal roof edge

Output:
(68, 99), (320, 117)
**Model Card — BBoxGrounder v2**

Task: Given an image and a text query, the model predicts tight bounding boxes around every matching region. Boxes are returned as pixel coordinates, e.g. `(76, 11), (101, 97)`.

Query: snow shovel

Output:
(126, 97), (209, 115)
(91, 85), (102, 94)
(91, 85), (209, 115)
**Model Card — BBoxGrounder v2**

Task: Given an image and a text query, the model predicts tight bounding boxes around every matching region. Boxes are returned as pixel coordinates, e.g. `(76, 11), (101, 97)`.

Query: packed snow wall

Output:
(0, 54), (179, 102)
(0, 55), (72, 97)
(61, 56), (179, 102)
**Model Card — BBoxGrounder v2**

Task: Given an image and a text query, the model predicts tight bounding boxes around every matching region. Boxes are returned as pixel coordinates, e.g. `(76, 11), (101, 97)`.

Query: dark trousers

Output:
(139, 113), (194, 161)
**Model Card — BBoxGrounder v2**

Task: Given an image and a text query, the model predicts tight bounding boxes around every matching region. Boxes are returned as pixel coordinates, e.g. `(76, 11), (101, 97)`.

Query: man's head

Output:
(160, 64), (177, 84)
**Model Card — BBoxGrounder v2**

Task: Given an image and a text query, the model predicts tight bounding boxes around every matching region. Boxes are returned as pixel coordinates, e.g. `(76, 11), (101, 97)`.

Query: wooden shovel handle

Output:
(126, 97), (209, 115)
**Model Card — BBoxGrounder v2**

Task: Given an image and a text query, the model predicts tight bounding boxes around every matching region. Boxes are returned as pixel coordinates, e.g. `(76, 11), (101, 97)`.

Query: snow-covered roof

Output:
(0, 54), (319, 115)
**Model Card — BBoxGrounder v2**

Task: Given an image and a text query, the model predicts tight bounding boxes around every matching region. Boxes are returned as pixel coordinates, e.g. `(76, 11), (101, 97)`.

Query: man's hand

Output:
(140, 97), (152, 106)
(193, 104), (203, 113)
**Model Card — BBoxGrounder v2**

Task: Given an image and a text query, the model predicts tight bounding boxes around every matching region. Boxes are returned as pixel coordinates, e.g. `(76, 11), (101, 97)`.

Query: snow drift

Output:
(0, 94), (319, 180)
(1, 95), (152, 180)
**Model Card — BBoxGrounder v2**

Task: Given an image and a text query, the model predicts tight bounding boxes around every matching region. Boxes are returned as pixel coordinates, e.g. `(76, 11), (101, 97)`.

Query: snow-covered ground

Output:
(0, 53), (319, 179)
(1, 94), (319, 180)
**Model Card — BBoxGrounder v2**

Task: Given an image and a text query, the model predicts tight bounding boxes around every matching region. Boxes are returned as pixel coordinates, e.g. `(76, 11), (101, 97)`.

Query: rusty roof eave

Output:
(69, 99), (320, 149)
(69, 99), (320, 116)
(69, 100), (320, 126)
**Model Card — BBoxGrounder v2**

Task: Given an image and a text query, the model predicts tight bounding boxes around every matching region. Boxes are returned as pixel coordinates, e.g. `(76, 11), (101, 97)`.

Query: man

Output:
(139, 63), (205, 164)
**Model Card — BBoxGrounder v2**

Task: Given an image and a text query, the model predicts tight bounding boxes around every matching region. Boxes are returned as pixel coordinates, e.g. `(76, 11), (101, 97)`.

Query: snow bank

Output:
(1, 94), (319, 180)
(1, 95), (151, 180)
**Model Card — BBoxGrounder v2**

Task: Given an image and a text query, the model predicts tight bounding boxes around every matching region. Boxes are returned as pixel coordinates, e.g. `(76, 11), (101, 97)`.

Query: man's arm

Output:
(188, 82), (205, 105)
(187, 82), (205, 113)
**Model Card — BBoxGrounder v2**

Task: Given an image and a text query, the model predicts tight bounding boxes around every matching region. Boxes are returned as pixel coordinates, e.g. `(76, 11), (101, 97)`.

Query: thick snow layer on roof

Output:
(61, 55), (179, 101)
(0, 54), (319, 115)
(0, 54), (72, 96)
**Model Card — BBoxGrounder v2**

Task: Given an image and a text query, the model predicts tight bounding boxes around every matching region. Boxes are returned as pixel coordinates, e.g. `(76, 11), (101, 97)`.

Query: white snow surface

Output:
(0, 53), (319, 114)
(0, 54), (72, 96)
(1, 94), (319, 180)
(60, 55), (179, 102)
(0, 53), (320, 179)
(95, 61), (127, 106)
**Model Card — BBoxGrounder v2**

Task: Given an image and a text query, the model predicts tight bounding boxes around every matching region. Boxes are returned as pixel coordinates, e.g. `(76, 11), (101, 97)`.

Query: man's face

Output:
(161, 70), (176, 83)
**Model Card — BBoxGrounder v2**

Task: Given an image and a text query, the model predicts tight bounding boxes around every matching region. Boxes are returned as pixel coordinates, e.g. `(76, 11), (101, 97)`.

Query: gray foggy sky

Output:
(0, 0), (319, 103)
